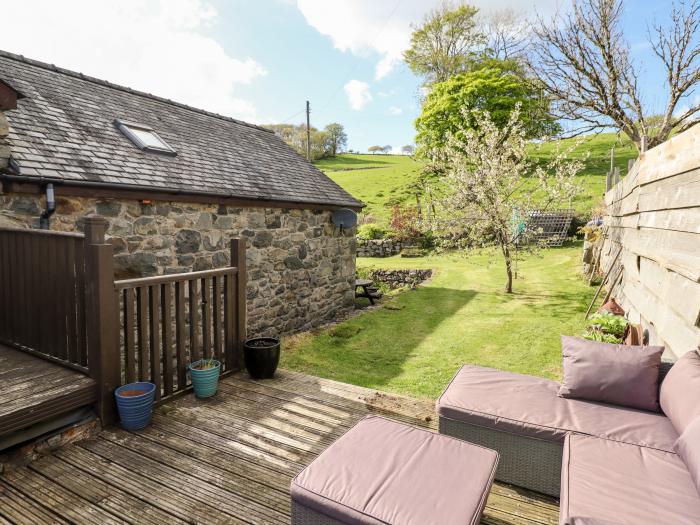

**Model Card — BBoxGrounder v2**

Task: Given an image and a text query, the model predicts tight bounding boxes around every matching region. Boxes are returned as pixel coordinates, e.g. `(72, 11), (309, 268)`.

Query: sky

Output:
(0, 0), (688, 153)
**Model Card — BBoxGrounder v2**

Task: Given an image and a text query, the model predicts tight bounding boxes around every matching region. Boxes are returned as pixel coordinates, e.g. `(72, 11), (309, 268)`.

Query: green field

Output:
(282, 244), (594, 400)
(317, 133), (637, 226)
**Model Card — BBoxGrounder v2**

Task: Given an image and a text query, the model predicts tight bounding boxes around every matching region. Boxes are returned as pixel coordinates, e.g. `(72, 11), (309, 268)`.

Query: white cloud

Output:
(1, 0), (266, 121)
(296, 0), (560, 80)
(344, 80), (372, 110)
(387, 106), (403, 116)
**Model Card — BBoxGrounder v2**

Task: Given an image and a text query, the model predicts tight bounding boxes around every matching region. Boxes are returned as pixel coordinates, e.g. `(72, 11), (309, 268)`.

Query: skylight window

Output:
(114, 119), (176, 156)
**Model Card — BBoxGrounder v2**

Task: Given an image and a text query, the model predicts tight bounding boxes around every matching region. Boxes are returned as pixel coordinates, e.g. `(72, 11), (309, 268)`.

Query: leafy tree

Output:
(531, 0), (700, 151)
(324, 123), (348, 156)
(401, 144), (415, 155)
(415, 60), (559, 154)
(267, 123), (330, 160)
(424, 105), (582, 293)
(368, 145), (383, 154)
(404, 1), (484, 85)
(382, 145), (393, 154)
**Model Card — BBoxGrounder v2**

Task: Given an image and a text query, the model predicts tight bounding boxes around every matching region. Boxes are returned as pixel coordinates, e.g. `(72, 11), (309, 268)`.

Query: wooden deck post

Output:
(230, 237), (247, 370)
(83, 215), (120, 425)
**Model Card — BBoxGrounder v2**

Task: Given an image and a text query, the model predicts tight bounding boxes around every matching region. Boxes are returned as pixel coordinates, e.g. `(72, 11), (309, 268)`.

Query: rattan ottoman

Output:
(290, 415), (499, 525)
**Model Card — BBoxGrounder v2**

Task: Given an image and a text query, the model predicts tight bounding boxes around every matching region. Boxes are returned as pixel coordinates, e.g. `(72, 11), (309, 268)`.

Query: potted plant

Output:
(188, 357), (221, 398)
(244, 337), (281, 379)
(114, 382), (156, 430)
(582, 312), (628, 344)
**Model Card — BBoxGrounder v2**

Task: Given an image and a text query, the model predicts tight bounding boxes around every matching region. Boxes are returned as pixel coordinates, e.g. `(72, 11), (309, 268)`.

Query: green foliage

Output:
(324, 123), (347, 156)
(282, 243), (595, 398)
(403, 3), (483, 84)
(415, 61), (559, 153)
(582, 312), (628, 343)
(267, 123), (339, 160)
(357, 224), (389, 240)
(582, 331), (622, 344)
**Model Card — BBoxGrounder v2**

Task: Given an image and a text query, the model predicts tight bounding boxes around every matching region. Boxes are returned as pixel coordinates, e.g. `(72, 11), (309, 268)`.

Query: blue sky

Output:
(1, 0), (691, 153)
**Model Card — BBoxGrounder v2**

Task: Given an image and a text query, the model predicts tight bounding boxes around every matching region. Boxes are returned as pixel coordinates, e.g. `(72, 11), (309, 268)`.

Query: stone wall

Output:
(0, 193), (356, 336)
(369, 269), (433, 289)
(356, 238), (408, 257)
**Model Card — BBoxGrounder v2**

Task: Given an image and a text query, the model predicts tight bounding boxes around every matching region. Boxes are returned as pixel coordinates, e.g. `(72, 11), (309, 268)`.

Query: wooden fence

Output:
(0, 227), (88, 371)
(0, 215), (247, 423)
(601, 126), (700, 357)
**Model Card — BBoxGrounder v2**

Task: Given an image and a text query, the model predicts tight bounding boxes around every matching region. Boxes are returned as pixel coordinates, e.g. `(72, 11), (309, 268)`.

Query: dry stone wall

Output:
(369, 269), (433, 289)
(0, 194), (356, 336)
(356, 238), (408, 257)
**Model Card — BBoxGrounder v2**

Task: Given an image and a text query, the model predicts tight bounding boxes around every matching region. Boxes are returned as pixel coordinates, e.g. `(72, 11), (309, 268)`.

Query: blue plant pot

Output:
(114, 382), (156, 431)
(189, 359), (221, 398)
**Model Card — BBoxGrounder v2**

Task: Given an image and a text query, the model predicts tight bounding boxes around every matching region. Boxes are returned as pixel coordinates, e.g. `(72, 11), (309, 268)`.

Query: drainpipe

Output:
(39, 182), (56, 229)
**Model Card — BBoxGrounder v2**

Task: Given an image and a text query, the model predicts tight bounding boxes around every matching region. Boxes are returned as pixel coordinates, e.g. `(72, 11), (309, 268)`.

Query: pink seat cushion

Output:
(660, 350), (700, 434)
(675, 416), (700, 496)
(291, 415), (498, 525)
(437, 365), (678, 451)
(560, 434), (700, 525)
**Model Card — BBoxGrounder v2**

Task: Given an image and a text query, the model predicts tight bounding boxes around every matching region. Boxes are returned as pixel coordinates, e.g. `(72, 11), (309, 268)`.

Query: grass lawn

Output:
(282, 243), (596, 400)
(316, 154), (423, 225)
(317, 133), (638, 227)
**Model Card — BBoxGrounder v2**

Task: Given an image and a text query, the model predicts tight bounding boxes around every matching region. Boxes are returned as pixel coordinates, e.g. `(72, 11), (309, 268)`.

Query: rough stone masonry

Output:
(0, 194), (357, 336)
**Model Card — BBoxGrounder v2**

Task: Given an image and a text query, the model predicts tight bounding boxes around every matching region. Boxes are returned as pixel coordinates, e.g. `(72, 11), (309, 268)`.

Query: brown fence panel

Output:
(114, 238), (246, 404)
(0, 227), (89, 372)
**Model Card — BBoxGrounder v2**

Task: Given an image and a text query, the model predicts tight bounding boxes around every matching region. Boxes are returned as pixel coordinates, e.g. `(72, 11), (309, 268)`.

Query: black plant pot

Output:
(244, 337), (281, 379)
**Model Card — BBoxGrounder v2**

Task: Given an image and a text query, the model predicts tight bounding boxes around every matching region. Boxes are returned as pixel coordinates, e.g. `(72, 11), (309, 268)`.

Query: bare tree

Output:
(530, 0), (700, 151)
(481, 8), (530, 61)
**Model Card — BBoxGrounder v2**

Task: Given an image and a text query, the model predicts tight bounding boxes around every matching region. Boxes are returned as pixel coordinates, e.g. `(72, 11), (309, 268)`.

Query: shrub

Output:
(357, 224), (389, 240)
(389, 206), (421, 240)
(581, 312), (628, 343)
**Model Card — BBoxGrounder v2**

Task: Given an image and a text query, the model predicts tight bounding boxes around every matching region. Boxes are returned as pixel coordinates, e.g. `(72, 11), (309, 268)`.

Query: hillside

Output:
(316, 133), (638, 226)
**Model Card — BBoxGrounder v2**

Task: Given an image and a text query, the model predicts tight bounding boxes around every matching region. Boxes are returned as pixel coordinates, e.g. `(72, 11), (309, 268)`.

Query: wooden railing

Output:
(114, 256), (246, 404)
(0, 227), (89, 372)
(0, 215), (247, 424)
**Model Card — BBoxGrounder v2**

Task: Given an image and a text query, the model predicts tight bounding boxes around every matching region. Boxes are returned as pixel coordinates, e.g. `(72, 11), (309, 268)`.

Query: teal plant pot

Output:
(188, 359), (221, 398)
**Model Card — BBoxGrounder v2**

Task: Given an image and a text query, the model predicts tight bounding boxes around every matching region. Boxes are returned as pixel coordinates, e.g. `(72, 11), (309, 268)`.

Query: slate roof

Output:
(0, 50), (362, 209)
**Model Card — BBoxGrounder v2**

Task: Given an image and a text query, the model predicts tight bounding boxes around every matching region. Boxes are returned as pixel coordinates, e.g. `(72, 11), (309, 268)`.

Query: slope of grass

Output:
(317, 154), (424, 225)
(282, 244), (594, 400)
(318, 133), (638, 226)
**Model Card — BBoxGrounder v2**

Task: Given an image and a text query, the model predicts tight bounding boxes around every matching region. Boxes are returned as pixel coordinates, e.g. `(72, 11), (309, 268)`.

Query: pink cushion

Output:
(675, 416), (700, 497)
(291, 415), (498, 525)
(437, 365), (678, 451)
(558, 336), (664, 412)
(660, 350), (700, 434)
(560, 434), (700, 525)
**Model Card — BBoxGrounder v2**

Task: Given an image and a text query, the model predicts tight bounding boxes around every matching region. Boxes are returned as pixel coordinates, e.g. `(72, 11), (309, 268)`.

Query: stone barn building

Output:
(0, 50), (362, 336)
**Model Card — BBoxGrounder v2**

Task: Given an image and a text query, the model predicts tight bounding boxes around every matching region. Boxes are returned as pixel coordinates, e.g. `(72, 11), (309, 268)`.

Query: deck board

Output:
(0, 370), (559, 524)
(0, 345), (96, 437)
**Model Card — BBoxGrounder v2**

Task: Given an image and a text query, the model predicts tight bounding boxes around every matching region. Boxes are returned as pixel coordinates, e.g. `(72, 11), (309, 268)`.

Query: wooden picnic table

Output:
(355, 279), (377, 305)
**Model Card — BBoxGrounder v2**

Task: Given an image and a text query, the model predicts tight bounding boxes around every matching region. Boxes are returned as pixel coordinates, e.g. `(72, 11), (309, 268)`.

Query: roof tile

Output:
(0, 51), (362, 209)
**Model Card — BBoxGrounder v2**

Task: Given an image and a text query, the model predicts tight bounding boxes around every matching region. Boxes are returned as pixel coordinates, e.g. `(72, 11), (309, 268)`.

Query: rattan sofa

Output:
(437, 359), (700, 524)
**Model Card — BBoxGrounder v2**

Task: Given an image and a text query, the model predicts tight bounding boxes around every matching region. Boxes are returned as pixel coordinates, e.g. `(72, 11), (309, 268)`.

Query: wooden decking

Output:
(0, 345), (95, 441)
(0, 370), (559, 525)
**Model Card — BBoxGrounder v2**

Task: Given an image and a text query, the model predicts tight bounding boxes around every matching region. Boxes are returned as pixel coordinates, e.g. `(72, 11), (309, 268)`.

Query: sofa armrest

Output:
(659, 360), (675, 385)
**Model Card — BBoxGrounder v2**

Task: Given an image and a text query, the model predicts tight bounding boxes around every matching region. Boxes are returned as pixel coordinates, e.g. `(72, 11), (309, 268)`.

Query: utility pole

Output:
(305, 100), (311, 161)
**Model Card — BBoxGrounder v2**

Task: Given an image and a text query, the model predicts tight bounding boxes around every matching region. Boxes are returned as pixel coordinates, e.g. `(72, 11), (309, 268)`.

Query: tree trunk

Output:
(502, 241), (514, 293)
